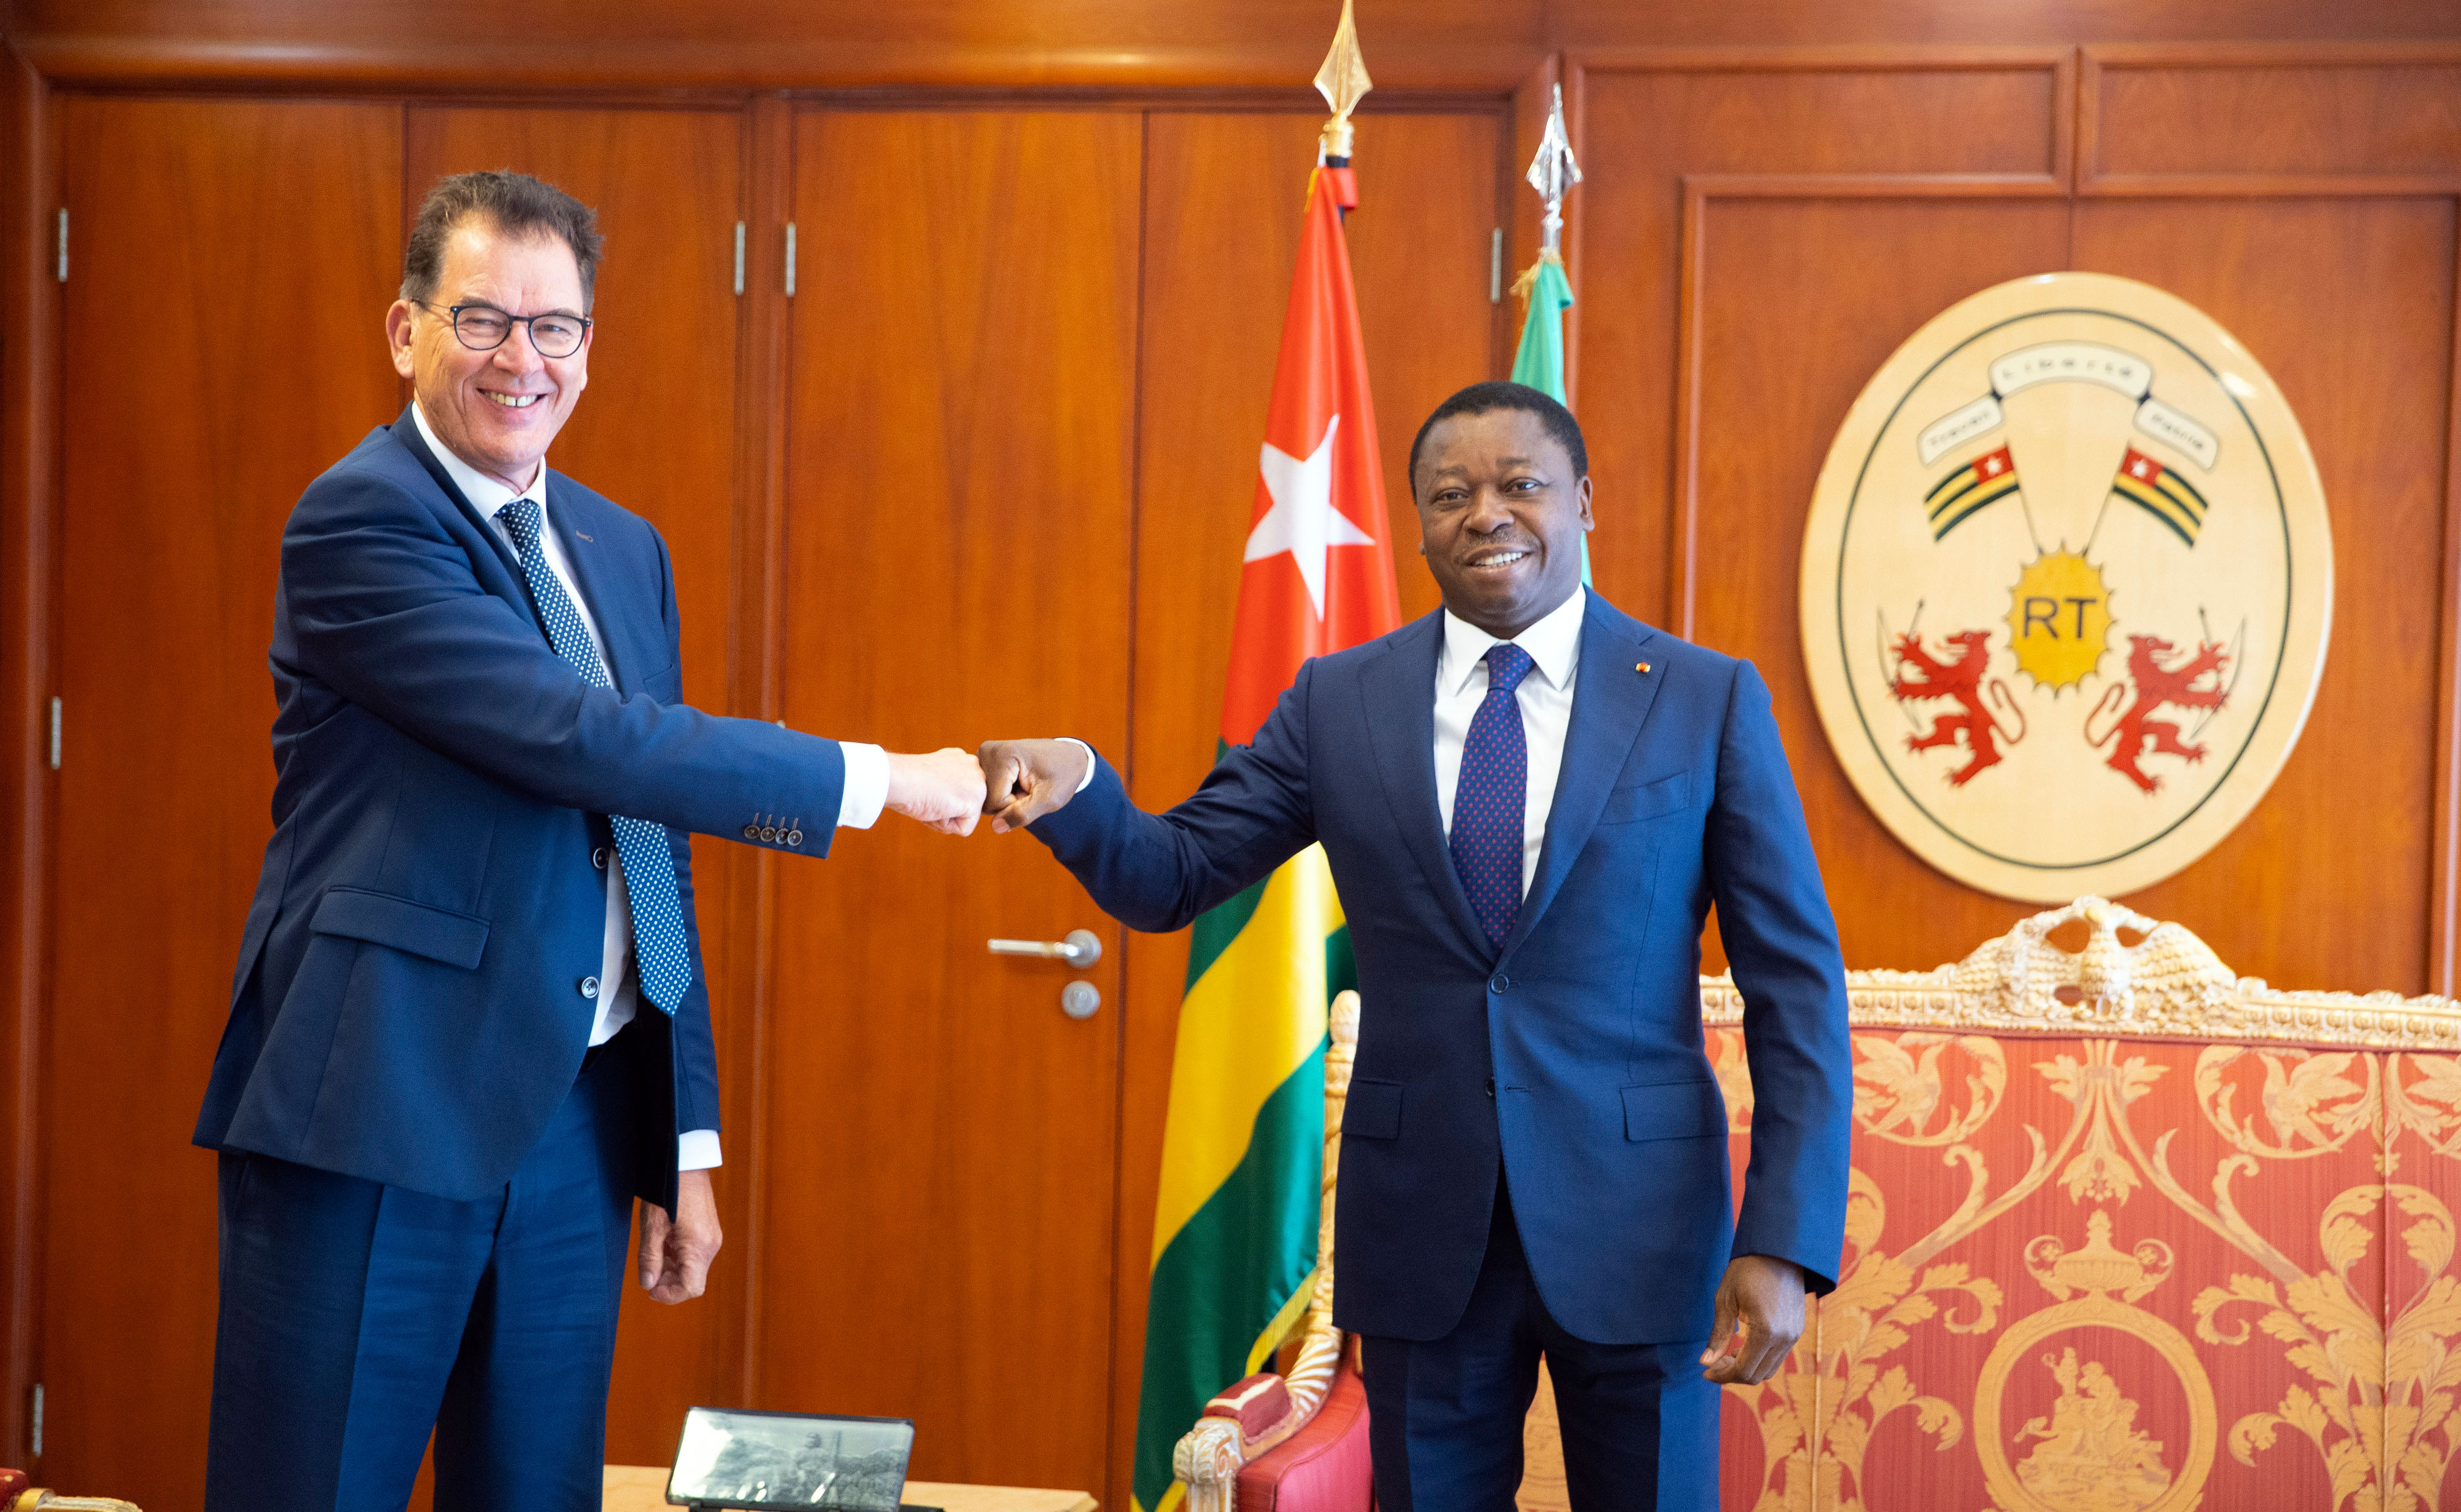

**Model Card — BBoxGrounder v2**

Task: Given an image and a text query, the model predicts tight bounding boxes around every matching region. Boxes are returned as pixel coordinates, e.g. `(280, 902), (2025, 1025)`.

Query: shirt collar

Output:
(411, 400), (548, 523)
(1440, 585), (1587, 697)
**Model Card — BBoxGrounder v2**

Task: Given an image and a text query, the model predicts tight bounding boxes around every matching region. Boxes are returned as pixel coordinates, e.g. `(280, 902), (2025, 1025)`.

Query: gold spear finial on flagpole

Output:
(1314, 0), (1373, 161)
(1526, 83), (1582, 260)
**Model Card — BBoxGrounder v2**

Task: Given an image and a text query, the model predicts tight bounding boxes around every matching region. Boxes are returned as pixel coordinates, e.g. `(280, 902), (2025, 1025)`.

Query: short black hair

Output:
(401, 170), (605, 311)
(1406, 381), (1587, 492)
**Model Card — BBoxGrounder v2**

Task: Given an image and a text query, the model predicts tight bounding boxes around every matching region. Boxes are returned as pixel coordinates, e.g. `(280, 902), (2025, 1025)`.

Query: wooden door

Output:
(41, 97), (403, 1506)
(757, 108), (1139, 1494)
(401, 103), (754, 1468)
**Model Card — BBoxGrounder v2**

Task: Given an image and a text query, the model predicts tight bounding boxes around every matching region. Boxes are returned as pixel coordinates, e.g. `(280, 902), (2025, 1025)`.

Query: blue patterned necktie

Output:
(1451, 643), (1535, 954)
(498, 497), (692, 1014)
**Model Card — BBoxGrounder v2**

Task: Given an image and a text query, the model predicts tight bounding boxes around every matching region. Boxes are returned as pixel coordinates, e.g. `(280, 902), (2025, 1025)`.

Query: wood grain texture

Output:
(1118, 105), (1503, 1511)
(2089, 58), (2461, 180)
(40, 97), (403, 1508)
(2069, 197), (2454, 994)
(0, 40), (54, 1471)
(402, 102), (754, 1471)
(10, 0), (2461, 91)
(1575, 59), (2067, 629)
(1579, 54), (2460, 993)
(757, 108), (1139, 1497)
(1677, 194), (2075, 971)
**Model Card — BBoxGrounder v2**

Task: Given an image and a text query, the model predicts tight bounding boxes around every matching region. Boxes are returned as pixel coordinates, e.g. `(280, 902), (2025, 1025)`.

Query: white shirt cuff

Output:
(677, 1129), (723, 1170)
(837, 741), (890, 829)
(1058, 738), (1098, 794)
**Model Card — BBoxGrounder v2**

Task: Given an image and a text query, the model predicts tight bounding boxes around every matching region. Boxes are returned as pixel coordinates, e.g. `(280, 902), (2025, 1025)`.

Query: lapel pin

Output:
(1636, 661), (1651, 674)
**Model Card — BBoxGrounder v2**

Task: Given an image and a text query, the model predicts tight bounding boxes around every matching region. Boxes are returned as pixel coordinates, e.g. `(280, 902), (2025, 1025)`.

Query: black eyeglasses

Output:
(420, 301), (591, 359)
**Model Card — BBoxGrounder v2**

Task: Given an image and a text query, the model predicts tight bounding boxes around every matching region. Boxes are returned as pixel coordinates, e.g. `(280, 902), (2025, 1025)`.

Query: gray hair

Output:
(400, 170), (604, 309)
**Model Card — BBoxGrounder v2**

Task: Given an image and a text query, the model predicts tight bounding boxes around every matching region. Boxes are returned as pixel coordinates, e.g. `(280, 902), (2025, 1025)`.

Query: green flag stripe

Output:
(1131, 1039), (1328, 1511)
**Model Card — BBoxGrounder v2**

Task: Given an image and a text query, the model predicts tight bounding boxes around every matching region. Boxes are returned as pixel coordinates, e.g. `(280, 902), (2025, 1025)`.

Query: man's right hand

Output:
(979, 739), (1093, 834)
(885, 748), (989, 835)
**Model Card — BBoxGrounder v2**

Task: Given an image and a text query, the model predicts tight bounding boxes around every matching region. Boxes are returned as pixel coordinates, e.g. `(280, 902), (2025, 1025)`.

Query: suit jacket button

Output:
(591, 846), (608, 870)
(579, 976), (600, 1000)
(1485, 1078), (1496, 1099)
(1489, 974), (1509, 994)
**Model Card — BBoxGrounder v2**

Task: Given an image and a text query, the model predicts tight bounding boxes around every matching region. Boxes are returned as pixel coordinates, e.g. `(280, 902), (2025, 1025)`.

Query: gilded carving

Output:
(1701, 897), (2461, 1051)
(1977, 1211), (2217, 1512)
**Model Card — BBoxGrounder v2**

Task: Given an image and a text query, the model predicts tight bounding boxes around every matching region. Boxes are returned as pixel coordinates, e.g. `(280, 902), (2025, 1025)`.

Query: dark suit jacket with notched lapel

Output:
(1031, 592), (1853, 1345)
(195, 408), (837, 1212)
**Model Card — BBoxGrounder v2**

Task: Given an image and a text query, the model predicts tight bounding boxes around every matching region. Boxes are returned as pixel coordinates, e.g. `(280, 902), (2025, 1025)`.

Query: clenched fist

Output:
(885, 747), (989, 835)
(978, 739), (1093, 834)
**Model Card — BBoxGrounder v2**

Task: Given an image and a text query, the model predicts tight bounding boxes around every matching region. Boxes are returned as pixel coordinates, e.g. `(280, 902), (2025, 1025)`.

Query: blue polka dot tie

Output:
(498, 498), (692, 1015)
(1451, 643), (1534, 955)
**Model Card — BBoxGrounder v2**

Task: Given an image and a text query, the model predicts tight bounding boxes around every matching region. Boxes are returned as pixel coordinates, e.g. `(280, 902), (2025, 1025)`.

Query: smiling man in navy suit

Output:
(980, 383), (1853, 1510)
(194, 172), (987, 1511)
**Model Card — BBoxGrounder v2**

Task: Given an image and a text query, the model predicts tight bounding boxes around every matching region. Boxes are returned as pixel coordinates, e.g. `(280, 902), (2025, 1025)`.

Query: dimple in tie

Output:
(1451, 643), (1534, 955)
(498, 498), (692, 1014)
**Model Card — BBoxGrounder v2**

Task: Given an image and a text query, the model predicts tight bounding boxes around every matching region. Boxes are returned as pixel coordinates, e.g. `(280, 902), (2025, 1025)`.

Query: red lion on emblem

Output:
(1889, 629), (2025, 787)
(2085, 635), (2230, 794)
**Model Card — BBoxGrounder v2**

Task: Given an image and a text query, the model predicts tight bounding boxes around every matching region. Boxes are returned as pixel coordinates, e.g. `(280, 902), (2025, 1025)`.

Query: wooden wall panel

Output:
(1677, 194), (2075, 971)
(1574, 58), (2068, 632)
(1572, 54), (2461, 1000)
(41, 97), (402, 1506)
(759, 108), (1139, 1498)
(1119, 105), (1503, 1510)
(401, 103), (754, 1470)
(2070, 197), (2455, 993)
(2091, 57), (2461, 180)
(11, 1), (2461, 91)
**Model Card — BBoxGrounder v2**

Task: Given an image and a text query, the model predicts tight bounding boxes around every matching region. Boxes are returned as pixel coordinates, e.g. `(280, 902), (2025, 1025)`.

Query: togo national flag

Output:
(1130, 159), (1401, 1512)
(1509, 253), (1587, 584)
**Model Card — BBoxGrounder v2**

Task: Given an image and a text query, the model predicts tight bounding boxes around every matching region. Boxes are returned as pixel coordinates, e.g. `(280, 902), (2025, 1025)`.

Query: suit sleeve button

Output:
(579, 976), (600, 1000)
(759, 826), (778, 842)
(742, 825), (759, 840)
(1489, 974), (1509, 994)
(786, 829), (804, 847)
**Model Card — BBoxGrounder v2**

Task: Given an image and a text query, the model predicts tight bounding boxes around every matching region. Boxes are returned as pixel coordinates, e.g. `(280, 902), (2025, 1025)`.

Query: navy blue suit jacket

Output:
(1032, 594), (1852, 1345)
(195, 410), (842, 1209)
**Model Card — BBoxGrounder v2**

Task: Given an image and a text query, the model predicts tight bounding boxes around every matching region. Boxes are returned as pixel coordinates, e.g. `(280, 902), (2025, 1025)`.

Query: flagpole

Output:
(1510, 83), (1588, 578)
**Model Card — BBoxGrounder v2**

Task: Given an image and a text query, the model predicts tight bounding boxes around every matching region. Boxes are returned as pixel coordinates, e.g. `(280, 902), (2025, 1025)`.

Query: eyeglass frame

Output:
(415, 300), (594, 359)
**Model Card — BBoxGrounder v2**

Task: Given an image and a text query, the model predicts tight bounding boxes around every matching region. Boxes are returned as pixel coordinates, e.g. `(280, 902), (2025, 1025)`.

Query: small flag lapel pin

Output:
(1636, 661), (1651, 674)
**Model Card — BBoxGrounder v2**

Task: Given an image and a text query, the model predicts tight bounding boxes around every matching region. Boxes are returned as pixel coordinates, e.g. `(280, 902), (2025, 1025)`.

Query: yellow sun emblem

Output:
(2005, 551), (2113, 690)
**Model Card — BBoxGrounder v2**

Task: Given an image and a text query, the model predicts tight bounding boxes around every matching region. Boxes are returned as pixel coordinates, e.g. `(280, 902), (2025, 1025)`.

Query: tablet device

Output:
(666, 1406), (925, 1510)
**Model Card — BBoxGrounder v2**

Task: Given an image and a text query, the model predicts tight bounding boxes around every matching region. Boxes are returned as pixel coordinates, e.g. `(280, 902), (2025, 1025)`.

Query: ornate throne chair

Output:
(1173, 898), (2461, 1512)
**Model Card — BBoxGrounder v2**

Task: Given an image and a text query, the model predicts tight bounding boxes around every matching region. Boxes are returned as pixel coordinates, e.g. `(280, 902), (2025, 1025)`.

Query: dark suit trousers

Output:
(205, 1026), (641, 1512)
(1361, 1177), (1720, 1512)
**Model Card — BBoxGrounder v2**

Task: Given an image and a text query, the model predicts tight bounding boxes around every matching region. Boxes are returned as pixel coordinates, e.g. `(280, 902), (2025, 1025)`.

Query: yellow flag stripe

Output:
(1147, 845), (1344, 1262)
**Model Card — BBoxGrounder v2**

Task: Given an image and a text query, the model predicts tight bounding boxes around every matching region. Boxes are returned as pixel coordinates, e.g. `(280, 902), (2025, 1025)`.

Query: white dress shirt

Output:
(413, 404), (892, 1170)
(1434, 586), (1586, 898)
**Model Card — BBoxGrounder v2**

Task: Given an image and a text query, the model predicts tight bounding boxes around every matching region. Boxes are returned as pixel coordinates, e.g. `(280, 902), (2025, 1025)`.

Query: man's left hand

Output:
(1701, 1254), (1808, 1385)
(639, 1169), (723, 1304)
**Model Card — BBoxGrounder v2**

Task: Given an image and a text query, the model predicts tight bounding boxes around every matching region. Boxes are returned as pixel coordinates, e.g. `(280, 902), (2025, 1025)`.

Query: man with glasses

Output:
(193, 170), (985, 1510)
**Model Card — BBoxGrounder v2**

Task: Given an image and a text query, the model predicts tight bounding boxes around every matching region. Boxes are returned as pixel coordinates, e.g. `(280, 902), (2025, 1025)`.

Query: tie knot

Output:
(498, 497), (543, 558)
(1485, 642), (1535, 695)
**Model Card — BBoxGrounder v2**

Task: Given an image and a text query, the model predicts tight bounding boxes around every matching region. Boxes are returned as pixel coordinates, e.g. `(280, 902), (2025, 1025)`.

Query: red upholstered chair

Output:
(1169, 993), (1573, 1512)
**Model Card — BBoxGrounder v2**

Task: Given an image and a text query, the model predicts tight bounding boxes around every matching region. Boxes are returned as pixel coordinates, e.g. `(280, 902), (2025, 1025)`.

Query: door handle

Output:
(987, 929), (1103, 969)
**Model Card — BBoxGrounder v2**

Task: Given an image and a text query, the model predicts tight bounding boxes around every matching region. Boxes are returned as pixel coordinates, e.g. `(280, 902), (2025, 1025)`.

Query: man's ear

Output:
(384, 300), (418, 381)
(1576, 474), (1596, 531)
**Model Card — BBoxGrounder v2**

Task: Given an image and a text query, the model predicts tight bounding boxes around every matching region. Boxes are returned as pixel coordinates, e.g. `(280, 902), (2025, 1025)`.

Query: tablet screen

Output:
(668, 1406), (915, 1510)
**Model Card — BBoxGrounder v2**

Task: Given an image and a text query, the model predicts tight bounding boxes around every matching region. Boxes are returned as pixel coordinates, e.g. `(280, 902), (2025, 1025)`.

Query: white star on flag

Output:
(1244, 413), (1375, 619)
